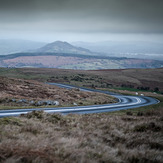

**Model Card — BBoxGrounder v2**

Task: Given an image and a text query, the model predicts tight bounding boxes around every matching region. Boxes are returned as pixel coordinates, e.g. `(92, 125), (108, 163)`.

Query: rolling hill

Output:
(36, 41), (93, 55)
(72, 41), (163, 60)
(0, 52), (162, 69)
(0, 41), (163, 69)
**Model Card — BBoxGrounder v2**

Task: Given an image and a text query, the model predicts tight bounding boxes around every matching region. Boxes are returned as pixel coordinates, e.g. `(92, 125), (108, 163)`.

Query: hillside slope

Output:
(0, 67), (163, 93)
(0, 76), (114, 108)
(0, 40), (163, 69)
(0, 53), (162, 69)
(36, 41), (93, 55)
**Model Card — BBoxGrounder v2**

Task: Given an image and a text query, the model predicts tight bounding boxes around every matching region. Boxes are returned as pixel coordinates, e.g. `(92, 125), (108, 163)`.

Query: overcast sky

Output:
(0, 0), (163, 42)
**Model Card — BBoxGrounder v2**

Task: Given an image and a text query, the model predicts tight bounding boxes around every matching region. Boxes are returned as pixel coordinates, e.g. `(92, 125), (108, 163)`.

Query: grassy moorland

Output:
(0, 67), (162, 162)
(0, 67), (163, 93)
(0, 100), (162, 162)
(0, 76), (114, 110)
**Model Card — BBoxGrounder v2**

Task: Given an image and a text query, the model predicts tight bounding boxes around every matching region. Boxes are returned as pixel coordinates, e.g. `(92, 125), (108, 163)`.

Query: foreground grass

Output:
(0, 68), (162, 162)
(0, 104), (162, 163)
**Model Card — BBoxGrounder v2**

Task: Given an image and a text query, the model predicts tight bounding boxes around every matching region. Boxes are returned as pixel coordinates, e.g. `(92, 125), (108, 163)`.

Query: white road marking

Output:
(2, 83), (158, 117)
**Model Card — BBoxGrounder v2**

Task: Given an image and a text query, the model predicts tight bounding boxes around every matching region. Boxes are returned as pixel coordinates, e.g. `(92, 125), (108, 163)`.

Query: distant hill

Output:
(72, 41), (163, 60)
(0, 52), (162, 70)
(0, 40), (163, 70)
(0, 39), (46, 55)
(36, 41), (93, 55)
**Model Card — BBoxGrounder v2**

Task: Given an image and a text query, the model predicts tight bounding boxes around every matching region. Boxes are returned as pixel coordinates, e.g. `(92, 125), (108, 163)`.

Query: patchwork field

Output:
(0, 52), (163, 69)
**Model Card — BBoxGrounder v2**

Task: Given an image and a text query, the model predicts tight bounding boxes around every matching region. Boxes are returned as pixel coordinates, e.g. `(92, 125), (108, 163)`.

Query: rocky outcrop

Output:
(10, 99), (60, 106)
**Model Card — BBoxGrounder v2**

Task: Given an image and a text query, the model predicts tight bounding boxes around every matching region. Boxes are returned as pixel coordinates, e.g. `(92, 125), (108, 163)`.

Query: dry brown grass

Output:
(0, 76), (115, 109)
(2, 67), (162, 92)
(0, 107), (162, 163)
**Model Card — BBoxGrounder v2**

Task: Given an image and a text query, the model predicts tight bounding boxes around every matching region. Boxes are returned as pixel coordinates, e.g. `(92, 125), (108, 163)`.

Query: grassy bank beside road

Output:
(0, 76), (115, 110)
(0, 98), (162, 162)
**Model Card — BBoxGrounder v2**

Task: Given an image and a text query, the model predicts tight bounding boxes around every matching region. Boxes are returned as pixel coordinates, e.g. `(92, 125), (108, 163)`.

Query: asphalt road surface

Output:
(0, 83), (159, 117)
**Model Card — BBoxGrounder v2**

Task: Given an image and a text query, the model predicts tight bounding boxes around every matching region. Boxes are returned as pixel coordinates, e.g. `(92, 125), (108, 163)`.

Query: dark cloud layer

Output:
(0, 0), (163, 41)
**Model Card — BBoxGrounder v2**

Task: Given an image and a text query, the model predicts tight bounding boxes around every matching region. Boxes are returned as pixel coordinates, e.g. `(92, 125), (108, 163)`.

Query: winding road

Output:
(0, 83), (159, 117)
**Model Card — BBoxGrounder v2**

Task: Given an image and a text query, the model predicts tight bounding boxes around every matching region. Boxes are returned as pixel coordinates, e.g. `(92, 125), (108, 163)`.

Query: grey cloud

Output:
(0, 0), (163, 38)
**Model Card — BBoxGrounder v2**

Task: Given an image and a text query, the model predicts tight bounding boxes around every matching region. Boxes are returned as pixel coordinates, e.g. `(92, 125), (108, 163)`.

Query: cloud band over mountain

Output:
(0, 0), (163, 41)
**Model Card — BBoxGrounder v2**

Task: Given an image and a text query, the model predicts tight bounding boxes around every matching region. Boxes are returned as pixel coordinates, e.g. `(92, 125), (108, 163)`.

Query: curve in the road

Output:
(0, 83), (159, 117)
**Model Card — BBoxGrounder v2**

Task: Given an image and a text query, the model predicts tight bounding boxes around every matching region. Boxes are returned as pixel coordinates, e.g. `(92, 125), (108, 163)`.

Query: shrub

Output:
(126, 111), (133, 116)
(149, 142), (163, 150)
(148, 122), (161, 132)
(134, 122), (161, 132)
(0, 117), (22, 126)
(134, 124), (148, 132)
(22, 110), (44, 119)
(137, 111), (144, 116)
(21, 124), (40, 135)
